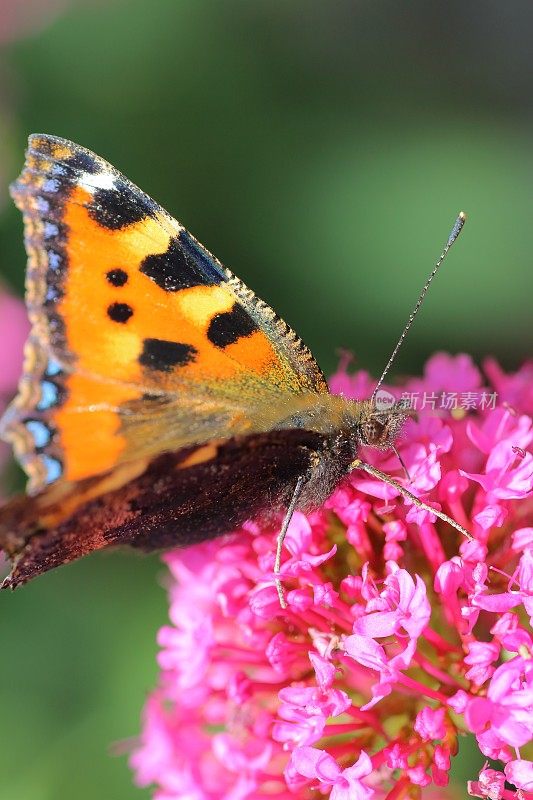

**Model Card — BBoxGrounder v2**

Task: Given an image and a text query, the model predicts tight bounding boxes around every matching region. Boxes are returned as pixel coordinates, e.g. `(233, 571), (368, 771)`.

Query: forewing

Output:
(2, 135), (327, 493)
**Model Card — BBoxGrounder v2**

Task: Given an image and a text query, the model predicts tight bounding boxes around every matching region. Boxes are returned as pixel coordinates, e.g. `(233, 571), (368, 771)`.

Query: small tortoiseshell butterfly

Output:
(0, 135), (468, 598)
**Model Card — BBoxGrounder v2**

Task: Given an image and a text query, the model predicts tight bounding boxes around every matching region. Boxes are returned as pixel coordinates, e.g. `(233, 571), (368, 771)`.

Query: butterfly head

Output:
(357, 400), (409, 450)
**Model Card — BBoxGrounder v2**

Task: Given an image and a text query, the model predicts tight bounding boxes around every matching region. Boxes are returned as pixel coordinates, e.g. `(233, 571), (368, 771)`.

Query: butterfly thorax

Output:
(266, 392), (406, 511)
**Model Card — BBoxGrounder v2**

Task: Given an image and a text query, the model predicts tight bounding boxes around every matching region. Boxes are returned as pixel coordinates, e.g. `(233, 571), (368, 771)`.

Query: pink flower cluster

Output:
(131, 354), (533, 800)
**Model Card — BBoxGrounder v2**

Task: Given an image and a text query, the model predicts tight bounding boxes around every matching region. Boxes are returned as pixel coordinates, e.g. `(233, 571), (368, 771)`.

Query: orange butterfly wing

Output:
(1, 135), (328, 494)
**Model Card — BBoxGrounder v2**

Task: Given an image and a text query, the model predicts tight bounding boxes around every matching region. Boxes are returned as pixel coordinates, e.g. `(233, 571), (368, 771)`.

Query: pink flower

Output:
(484, 357), (533, 417)
(130, 355), (533, 799)
(468, 764), (506, 799)
(469, 759), (533, 798)
(464, 657), (533, 752)
(344, 632), (417, 709)
(288, 747), (374, 799)
(274, 652), (351, 746)
(504, 759), (533, 793)
(354, 565), (431, 640)
(463, 641), (500, 686)
(329, 351), (376, 400)
(461, 444), (533, 502)
(419, 352), (483, 394)
(414, 707), (446, 741)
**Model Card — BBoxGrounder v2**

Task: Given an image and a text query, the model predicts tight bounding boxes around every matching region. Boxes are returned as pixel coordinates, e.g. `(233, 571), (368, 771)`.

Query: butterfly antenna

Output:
(371, 211), (467, 404)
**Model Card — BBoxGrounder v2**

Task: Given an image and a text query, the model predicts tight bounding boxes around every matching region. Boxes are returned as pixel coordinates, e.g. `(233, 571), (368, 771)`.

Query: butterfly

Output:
(0, 134), (468, 600)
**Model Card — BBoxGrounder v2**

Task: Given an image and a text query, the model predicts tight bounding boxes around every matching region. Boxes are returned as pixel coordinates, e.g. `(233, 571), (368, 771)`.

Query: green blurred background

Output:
(0, 1), (531, 798)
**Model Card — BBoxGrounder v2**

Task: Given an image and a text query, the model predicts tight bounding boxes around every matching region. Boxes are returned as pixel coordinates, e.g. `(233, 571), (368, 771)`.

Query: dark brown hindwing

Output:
(0, 429), (339, 589)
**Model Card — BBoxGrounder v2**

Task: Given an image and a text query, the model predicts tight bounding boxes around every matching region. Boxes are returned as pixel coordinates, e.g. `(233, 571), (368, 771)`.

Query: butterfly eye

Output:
(360, 405), (407, 449)
(360, 418), (387, 448)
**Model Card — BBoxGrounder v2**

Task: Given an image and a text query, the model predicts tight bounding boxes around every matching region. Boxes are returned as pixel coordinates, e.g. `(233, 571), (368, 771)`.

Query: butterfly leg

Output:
(274, 475), (305, 609)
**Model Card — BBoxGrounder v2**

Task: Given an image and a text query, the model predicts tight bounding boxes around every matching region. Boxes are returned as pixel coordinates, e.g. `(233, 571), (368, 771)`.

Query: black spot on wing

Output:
(139, 338), (197, 372)
(87, 179), (155, 229)
(65, 150), (100, 175)
(106, 268), (128, 286)
(207, 304), (259, 348)
(141, 392), (165, 402)
(140, 236), (222, 292)
(179, 230), (228, 284)
(107, 302), (133, 323)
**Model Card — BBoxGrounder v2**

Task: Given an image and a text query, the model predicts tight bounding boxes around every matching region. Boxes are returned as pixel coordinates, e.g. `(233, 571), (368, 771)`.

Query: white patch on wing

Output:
(78, 170), (116, 192)
(44, 222), (59, 239)
(48, 251), (62, 270)
(43, 178), (60, 193)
